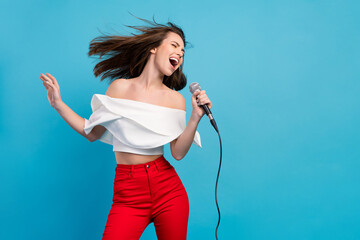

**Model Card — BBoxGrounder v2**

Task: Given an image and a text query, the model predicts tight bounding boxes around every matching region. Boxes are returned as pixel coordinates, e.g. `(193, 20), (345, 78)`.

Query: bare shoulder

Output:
(105, 79), (130, 98)
(169, 89), (186, 111)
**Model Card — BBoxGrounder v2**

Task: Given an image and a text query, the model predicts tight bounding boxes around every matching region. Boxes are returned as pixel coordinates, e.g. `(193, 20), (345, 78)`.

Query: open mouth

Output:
(169, 57), (179, 69)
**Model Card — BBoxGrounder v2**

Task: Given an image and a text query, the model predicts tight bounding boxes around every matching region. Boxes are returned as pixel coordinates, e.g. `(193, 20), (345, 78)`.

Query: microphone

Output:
(189, 82), (218, 132)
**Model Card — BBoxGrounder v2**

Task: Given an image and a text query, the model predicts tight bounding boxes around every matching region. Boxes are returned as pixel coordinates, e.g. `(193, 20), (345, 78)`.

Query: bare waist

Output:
(114, 151), (163, 165)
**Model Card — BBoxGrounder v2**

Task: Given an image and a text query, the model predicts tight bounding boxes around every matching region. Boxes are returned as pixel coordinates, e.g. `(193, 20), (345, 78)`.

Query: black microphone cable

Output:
(189, 82), (222, 240)
(214, 122), (222, 240)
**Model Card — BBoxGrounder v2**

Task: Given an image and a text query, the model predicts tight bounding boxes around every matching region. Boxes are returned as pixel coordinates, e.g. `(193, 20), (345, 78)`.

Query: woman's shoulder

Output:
(167, 89), (186, 111)
(105, 78), (130, 98)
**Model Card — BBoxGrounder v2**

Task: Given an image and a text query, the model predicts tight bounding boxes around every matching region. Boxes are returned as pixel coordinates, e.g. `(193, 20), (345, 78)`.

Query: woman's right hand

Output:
(40, 73), (63, 109)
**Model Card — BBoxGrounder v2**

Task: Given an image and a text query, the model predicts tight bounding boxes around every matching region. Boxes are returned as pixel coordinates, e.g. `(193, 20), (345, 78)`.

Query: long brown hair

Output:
(88, 16), (189, 91)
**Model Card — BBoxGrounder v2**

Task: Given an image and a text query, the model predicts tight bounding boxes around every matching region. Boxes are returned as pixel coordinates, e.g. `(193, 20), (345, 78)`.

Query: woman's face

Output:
(151, 32), (185, 76)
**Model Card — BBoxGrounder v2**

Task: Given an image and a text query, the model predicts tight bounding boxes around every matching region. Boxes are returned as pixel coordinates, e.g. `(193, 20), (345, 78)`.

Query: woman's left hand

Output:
(191, 90), (213, 121)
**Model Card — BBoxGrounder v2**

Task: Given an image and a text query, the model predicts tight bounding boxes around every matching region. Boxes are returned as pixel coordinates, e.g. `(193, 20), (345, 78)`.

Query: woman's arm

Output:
(40, 72), (106, 142)
(54, 101), (106, 142)
(170, 112), (201, 160)
(170, 90), (212, 160)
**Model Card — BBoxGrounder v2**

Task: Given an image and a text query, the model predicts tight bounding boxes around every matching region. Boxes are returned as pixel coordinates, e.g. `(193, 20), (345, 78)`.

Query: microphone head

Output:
(189, 82), (201, 94)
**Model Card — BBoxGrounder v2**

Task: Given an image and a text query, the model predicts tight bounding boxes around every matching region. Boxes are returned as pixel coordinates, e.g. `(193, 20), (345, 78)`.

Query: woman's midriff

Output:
(114, 151), (163, 165)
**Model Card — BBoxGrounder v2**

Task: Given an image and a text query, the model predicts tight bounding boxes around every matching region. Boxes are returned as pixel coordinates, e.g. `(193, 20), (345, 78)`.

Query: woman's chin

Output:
(164, 70), (175, 77)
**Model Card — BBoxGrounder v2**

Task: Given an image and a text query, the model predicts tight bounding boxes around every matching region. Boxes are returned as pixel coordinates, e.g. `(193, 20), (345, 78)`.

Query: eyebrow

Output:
(171, 41), (185, 53)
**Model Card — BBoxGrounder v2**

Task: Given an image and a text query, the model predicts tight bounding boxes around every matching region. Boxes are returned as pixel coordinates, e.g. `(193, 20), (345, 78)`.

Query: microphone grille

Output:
(189, 82), (201, 94)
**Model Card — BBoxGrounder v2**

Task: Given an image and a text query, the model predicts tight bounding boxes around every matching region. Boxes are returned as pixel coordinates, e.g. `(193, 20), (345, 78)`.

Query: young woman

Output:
(40, 17), (212, 240)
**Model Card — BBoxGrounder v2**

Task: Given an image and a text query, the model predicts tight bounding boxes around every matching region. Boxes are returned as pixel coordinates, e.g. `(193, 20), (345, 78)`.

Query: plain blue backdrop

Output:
(1, 0), (359, 239)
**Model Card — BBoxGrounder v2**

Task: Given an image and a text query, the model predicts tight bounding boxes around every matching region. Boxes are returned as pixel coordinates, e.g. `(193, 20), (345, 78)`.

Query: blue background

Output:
(1, 0), (360, 239)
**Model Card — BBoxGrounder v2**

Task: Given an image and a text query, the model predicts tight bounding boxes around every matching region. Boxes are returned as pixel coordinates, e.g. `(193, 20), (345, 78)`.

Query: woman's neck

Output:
(135, 56), (164, 91)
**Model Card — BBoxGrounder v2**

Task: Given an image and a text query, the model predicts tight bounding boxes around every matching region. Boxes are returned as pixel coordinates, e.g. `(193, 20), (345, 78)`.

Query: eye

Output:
(171, 44), (177, 47)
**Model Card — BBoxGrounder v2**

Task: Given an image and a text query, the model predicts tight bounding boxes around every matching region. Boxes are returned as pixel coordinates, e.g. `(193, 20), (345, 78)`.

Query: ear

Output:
(150, 48), (157, 54)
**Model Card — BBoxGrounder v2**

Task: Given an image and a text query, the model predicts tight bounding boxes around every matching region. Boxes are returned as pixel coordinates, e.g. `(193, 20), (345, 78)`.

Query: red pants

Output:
(102, 155), (189, 240)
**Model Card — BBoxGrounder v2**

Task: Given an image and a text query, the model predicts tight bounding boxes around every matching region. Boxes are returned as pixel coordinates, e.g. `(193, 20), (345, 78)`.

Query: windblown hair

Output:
(88, 16), (189, 91)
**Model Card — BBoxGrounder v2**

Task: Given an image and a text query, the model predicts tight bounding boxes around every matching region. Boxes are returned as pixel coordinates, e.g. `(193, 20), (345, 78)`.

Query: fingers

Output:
(46, 73), (60, 89)
(40, 74), (49, 90)
(40, 73), (55, 89)
(40, 73), (55, 84)
(192, 90), (204, 99)
(193, 90), (212, 108)
(44, 80), (55, 89)
(42, 81), (49, 90)
(40, 73), (51, 84)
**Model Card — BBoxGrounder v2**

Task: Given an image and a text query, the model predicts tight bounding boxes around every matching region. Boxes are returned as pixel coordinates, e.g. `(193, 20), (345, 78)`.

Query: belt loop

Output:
(129, 165), (134, 178)
(153, 160), (160, 172)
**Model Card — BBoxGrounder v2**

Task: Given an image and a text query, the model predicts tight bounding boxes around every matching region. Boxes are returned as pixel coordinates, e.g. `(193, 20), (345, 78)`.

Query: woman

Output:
(40, 17), (212, 240)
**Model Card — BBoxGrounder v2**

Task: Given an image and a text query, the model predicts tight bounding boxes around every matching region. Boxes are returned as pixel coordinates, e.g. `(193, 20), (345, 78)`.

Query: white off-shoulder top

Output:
(83, 94), (202, 155)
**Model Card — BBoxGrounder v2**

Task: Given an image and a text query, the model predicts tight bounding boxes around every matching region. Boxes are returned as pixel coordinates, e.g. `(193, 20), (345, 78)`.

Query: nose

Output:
(176, 49), (183, 58)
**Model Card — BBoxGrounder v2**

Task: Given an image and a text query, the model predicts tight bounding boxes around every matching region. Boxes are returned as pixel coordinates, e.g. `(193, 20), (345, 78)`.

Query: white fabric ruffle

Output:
(83, 94), (202, 155)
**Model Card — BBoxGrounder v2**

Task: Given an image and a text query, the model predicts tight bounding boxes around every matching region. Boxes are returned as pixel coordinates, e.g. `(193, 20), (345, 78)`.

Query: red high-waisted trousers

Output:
(102, 155), (189, 240)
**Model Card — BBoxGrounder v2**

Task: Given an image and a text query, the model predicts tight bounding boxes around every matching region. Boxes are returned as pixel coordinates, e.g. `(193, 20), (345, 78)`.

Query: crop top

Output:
(83, 94), (202, 155)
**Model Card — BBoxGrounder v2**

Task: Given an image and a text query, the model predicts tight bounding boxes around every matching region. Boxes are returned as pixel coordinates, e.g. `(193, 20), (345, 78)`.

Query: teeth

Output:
(169, 57), (179, 65)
